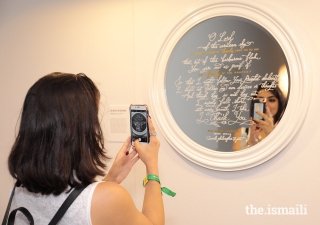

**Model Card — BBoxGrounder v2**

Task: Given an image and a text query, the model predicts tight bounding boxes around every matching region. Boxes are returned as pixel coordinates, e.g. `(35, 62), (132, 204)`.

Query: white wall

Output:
(1, 0), (319, 224)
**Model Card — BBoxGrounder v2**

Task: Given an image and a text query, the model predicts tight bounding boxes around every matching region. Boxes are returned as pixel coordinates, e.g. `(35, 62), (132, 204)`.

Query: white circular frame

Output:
(149, 0), (311, 171)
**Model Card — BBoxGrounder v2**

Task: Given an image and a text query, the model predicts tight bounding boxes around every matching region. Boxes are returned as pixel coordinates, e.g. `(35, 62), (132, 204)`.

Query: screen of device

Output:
(253, 102), (264, 120)
(130, 108), (149, 143)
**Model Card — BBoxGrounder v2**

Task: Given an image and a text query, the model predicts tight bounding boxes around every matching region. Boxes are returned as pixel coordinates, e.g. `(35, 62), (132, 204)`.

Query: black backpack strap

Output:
(8, 207), (34, 225)
(2, 184), (16, 225)
(2, 183), (89, 225)
(48, 184), (89, 225)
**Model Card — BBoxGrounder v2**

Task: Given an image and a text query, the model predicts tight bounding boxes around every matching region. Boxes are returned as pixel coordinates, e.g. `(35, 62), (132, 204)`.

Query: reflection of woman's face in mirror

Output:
(257, 89), (279, 117)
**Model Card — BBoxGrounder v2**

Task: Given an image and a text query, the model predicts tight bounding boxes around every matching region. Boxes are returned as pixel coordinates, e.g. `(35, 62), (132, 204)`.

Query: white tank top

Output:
(9, 182), (101, 225)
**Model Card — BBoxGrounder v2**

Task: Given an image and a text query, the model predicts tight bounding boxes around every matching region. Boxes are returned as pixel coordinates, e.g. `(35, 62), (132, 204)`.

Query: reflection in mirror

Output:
(234, 79), (288, 150)
(165, 16), (290, 152)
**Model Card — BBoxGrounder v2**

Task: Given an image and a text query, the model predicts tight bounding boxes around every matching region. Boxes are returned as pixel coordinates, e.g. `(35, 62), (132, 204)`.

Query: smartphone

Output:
(252, 98), (266, 120)
(130, 104), (149, 146)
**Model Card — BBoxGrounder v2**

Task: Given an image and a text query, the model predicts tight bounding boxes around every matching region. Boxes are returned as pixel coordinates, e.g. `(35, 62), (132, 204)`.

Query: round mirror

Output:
(165, 16), (289, 152)
(149, 1), (310, 170)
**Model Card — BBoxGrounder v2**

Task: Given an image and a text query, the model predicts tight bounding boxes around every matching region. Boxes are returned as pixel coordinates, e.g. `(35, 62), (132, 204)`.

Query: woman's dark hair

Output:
(250, 82), (288, 124)
(8, 72), (107, 195)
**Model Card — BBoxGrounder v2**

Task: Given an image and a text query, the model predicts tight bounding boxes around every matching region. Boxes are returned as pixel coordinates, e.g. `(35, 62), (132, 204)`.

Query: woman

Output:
(246, 83), (287, 147)
(7, 72), (164, 224)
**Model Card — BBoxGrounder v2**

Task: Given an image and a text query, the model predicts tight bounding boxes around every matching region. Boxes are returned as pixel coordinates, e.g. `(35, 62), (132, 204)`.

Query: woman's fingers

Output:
(130, 154), (140, 165)
(128, 149), (138, 158)
(255, 111), (273, 124)
(255, 111), (267, 121)
(148, 116), (155, 131)
(266, 106), (273, 117)
(119, 136), (131, 155)
(134, 139), (143, 151)
(126, 149), (139, 165)
(148, 116), (157, 140)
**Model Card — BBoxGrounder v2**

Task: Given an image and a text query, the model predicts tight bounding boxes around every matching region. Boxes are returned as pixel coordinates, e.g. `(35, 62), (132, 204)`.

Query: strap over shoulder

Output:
(2, 183), (89, 225)
(8, 207), (34, 225)
(2, 184), (16, 225)
(48, 184), (89, 225)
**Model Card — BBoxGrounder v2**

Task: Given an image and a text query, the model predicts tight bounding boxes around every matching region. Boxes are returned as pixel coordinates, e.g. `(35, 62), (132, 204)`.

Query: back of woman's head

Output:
(8, 72), (107, 195)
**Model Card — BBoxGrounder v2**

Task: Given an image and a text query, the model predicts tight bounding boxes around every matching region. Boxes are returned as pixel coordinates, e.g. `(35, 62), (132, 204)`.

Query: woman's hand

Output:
(248, 118), (262, 146)
(248, 107), (275, 146)
(253, 106), (275, 135)
(133, 116), (160, 175)
(104, 137), (140, 184)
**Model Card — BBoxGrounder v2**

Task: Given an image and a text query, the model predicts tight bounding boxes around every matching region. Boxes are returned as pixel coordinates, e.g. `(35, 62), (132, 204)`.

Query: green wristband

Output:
(142, 174), (160, 186)
(142, 174), (176, 197)
(161, 187), (176, 197)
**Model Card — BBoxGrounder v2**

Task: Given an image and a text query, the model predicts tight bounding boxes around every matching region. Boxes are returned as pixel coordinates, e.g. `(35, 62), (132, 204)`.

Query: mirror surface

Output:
(165, 16), (290, 152)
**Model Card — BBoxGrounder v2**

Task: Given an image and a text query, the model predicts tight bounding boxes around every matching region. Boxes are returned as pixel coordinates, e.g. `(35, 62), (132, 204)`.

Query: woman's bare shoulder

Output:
(94, 181), (127, 198)
(91, 182), (152, 225)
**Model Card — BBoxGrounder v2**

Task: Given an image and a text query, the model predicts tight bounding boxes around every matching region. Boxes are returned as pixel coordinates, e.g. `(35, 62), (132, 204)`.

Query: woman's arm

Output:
(103, 136), (139, 184)
(91, 117), (164, 225)
(134, 117), (164, 224)
(91, 181), (157, 225)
